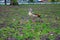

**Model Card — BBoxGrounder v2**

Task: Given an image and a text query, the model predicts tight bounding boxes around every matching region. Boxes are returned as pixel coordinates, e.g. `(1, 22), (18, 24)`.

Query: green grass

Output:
(0, 4), (60, 40)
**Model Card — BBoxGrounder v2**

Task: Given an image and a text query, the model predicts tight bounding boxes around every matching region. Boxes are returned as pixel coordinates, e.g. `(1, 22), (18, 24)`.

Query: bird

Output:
(28, 8), (42, 23)
(28, 8), (41, 18)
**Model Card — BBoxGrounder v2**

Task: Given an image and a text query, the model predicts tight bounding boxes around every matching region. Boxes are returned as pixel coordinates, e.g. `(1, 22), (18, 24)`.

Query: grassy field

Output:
(0, 4), (60, 40)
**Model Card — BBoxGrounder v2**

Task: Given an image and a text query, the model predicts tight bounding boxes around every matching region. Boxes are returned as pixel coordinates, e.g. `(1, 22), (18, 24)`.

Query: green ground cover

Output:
(0, 4), (60, 40)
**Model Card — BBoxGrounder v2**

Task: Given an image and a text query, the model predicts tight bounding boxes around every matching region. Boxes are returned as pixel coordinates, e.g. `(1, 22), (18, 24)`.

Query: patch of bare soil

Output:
(55, 35), (60, 40)
(40, 35), (50, 40)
